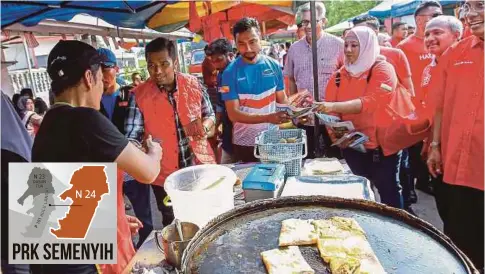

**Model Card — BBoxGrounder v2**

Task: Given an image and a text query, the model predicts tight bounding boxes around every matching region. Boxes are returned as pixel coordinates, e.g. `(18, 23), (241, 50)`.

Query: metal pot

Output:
(154, 222), (199, 269)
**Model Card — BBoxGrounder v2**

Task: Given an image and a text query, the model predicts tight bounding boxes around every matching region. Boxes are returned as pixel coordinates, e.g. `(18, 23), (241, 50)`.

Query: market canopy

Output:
(1, 1), (177, 30)
(368, 0), (397, 18)
(147, 0), (294, 41)
(391, 0), (463, 18)
(1, 1), (294, 43)
(366, 0), (463, 19)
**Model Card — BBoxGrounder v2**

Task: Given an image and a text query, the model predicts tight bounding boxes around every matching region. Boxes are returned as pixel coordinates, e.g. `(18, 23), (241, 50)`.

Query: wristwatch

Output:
(430, 141), (440, 149)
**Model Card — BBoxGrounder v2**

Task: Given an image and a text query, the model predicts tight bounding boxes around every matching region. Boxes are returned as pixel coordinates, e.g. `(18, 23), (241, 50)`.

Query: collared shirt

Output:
(125, 77), (215, 169)
(284, 33), (344, 102)
(431, 36), (484, 191)
(397, 35), (434, 104)
(421, 55), (438, 109)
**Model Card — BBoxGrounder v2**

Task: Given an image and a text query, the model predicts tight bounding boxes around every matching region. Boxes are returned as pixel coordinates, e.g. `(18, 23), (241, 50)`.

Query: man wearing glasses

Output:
(397, 0), (443, 197)
(284, 2), (344, 159)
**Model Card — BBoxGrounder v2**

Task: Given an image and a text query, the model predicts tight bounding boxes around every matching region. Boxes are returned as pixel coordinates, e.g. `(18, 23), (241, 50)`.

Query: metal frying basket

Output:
(254, 129), (307, 176)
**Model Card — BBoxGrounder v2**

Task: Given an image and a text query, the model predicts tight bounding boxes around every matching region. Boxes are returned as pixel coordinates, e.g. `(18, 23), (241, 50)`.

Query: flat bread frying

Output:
(316, 234), (386, 273)
(261, 246), (315, 274)
(279, 219), (318, 246)
(312, 217), (366, 239)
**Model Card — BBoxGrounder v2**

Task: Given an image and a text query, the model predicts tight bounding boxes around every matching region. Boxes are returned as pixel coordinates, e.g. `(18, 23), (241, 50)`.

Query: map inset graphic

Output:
(18, 167), (55, 238)
(10, 163), (117, 264)
(17, 165), (110, 239)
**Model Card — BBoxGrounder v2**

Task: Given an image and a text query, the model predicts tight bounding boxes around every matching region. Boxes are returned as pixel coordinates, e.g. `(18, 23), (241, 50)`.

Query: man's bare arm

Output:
(275, 90), (289, 104)
(288, 77), (298, 96)
(225, 99), (290, 125)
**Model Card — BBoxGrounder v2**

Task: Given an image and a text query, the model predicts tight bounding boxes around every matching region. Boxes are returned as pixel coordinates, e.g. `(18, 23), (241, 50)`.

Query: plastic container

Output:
(254, 129), (307, 176)
(243, 164), (286, 202)
(164, 165), (237, 228)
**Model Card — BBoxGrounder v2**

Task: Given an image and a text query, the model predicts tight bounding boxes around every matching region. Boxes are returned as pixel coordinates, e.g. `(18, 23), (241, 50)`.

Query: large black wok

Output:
(181, 196), (478, 274)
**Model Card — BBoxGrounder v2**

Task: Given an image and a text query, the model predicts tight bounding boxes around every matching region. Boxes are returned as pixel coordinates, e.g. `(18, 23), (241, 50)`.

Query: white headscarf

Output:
(345, 26), (380, 77)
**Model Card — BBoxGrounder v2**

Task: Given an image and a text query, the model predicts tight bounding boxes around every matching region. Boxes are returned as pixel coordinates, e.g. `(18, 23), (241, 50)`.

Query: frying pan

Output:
(181, 196), (478, 274)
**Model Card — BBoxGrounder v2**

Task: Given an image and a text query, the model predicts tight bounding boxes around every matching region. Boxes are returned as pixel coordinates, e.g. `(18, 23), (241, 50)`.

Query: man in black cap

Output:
(31, 40), (162, 273)
(97, 47), (154, 249)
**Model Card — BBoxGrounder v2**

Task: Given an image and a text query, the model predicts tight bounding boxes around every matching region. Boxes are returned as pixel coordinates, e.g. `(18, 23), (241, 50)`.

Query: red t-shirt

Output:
(380, 47), (412, 86)
(397, 35), (433, 105)
(390, 37), (403, 48)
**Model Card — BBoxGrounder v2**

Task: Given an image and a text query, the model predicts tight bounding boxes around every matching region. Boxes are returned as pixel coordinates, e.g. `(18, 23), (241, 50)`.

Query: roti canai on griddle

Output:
(261, 246), (315, 274)
(315, 217), (386, 274)
(279, 219), (318, 246)
(312, 217), (366, 239)
(275, 217), (385, 274)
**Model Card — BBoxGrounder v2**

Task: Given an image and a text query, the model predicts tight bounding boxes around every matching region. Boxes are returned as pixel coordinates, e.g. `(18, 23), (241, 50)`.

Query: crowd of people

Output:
(0, 0), (483, 273)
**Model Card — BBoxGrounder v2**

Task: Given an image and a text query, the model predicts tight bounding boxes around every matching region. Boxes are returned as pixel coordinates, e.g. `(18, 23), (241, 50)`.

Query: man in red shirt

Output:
(390, 22), (408, 47)
(421, 15), (464, 110)
(427, 0), (484, 269)
(397, 0), (443, 195)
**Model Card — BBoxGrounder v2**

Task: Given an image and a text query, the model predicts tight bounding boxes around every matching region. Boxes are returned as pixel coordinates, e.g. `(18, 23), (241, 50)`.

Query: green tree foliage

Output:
(325, 0), (380, 27)
(294, 1), (380, 28)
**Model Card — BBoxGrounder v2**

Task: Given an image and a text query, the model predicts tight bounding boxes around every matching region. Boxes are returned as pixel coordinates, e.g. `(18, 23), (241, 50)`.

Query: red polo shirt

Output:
(431, 36), (484, 190)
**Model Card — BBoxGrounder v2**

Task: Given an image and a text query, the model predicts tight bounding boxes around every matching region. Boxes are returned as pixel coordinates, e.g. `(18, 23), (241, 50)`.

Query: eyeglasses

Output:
(300, 19), (322, 27)
(462, 2), (484, 14)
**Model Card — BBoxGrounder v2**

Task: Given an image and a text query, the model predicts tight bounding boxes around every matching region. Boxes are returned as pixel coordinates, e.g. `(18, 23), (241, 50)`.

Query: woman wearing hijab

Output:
(317, 26), (404, 209)
(16, 96), (43, 138)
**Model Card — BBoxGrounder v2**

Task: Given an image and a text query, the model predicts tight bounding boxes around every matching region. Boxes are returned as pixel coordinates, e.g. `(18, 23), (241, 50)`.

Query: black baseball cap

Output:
(47, 40), (103, 85)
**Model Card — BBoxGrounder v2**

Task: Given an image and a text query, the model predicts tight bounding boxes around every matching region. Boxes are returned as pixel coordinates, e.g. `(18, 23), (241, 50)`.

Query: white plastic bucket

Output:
(163, 165), (236, 228)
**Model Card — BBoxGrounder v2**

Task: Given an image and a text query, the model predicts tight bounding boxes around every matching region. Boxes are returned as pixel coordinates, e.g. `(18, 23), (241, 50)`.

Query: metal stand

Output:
(310, 1), (322, 158)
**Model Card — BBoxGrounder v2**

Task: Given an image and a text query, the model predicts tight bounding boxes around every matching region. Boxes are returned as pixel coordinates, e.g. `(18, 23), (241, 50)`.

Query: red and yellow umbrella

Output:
(147, 0), (294, 42)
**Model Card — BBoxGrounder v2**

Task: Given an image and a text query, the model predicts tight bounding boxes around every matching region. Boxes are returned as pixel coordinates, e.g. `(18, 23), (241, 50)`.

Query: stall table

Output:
(125, 160), (375, 274)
